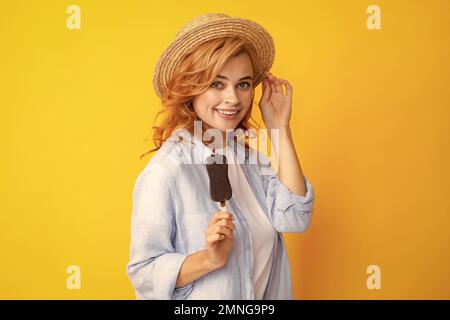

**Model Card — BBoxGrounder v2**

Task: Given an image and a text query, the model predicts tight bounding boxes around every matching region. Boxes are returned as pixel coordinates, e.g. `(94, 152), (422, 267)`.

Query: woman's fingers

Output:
(279, 79), (293, 96)
(206, 223), (234, 239)
(206, 230), (232, 246)
(208, 224), (233, 238)
(267, 73), (292, 96)
(260, 77), (271, 103)
(266, 73), (280, 92)
(206, 233), (225, 245)
(208, 211), (234, 227)
(273, 77), (283, 93)
(218, 218), (235, 231)
(214, 225), (233, 238)
(206, 213), (235, 242)
(264, 72), (274, 92)
(269, 76), (276, 92)
(206, 211), (235, 246)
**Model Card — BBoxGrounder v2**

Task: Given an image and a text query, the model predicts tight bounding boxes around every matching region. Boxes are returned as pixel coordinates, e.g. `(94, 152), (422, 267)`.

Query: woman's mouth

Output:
(214, 108), (240, 120)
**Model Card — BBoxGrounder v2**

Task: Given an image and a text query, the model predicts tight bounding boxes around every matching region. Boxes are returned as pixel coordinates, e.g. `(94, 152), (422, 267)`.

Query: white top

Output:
(217, 145), (277, 299)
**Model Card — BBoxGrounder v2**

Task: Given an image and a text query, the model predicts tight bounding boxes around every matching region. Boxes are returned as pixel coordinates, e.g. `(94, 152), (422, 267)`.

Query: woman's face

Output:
(192, 52), (254, 136)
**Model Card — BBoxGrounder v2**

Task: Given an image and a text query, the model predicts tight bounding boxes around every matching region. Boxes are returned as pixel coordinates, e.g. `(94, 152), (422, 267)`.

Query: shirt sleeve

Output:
(258, 152), (315, 233)
(126, 161), (193, 300)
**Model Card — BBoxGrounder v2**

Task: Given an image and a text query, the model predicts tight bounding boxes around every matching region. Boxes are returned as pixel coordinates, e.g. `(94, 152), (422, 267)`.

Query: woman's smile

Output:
(214, 107), (242, 120)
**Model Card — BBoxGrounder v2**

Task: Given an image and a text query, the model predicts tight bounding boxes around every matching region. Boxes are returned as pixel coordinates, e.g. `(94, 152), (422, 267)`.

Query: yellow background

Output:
(1, 0), (449, 299)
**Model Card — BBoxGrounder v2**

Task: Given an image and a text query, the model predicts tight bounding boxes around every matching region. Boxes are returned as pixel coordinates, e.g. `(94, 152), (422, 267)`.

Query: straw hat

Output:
(152, 13), (275, 99)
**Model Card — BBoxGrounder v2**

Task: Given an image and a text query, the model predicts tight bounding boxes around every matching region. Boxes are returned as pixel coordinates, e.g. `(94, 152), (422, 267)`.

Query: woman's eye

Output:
(239, 82), (251, 89)
(211, 81), (223, 89)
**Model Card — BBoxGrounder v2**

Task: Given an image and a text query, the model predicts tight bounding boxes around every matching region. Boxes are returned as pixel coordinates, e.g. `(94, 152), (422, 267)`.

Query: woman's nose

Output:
(224, 88), (239, 105)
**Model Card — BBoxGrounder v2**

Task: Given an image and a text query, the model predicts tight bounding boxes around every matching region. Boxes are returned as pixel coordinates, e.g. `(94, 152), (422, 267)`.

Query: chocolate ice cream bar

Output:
(205, 153), (232, 208)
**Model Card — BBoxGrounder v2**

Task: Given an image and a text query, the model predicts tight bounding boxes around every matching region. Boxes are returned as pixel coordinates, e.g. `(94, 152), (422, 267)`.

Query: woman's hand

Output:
(205, 210), (235, 268)
(258, 72), (293, 130)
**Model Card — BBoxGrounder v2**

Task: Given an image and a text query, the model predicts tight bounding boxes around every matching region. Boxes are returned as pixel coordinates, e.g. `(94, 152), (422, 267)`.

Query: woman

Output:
(127, 13), (315, 300)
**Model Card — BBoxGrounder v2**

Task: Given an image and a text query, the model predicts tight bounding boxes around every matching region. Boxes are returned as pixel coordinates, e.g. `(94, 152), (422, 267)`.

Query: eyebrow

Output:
(216, 74), (253, 82)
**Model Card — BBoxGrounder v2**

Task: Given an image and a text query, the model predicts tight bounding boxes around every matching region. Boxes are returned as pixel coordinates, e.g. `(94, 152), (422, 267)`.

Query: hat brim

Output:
(153, 17), (275, 99)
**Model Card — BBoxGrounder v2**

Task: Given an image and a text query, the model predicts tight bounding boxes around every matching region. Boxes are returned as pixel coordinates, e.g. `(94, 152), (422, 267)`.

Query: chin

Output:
(218, 122), (240, 132)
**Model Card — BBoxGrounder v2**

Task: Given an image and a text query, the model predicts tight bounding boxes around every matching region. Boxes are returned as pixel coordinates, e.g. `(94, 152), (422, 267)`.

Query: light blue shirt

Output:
(126, 130), (315, 299)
